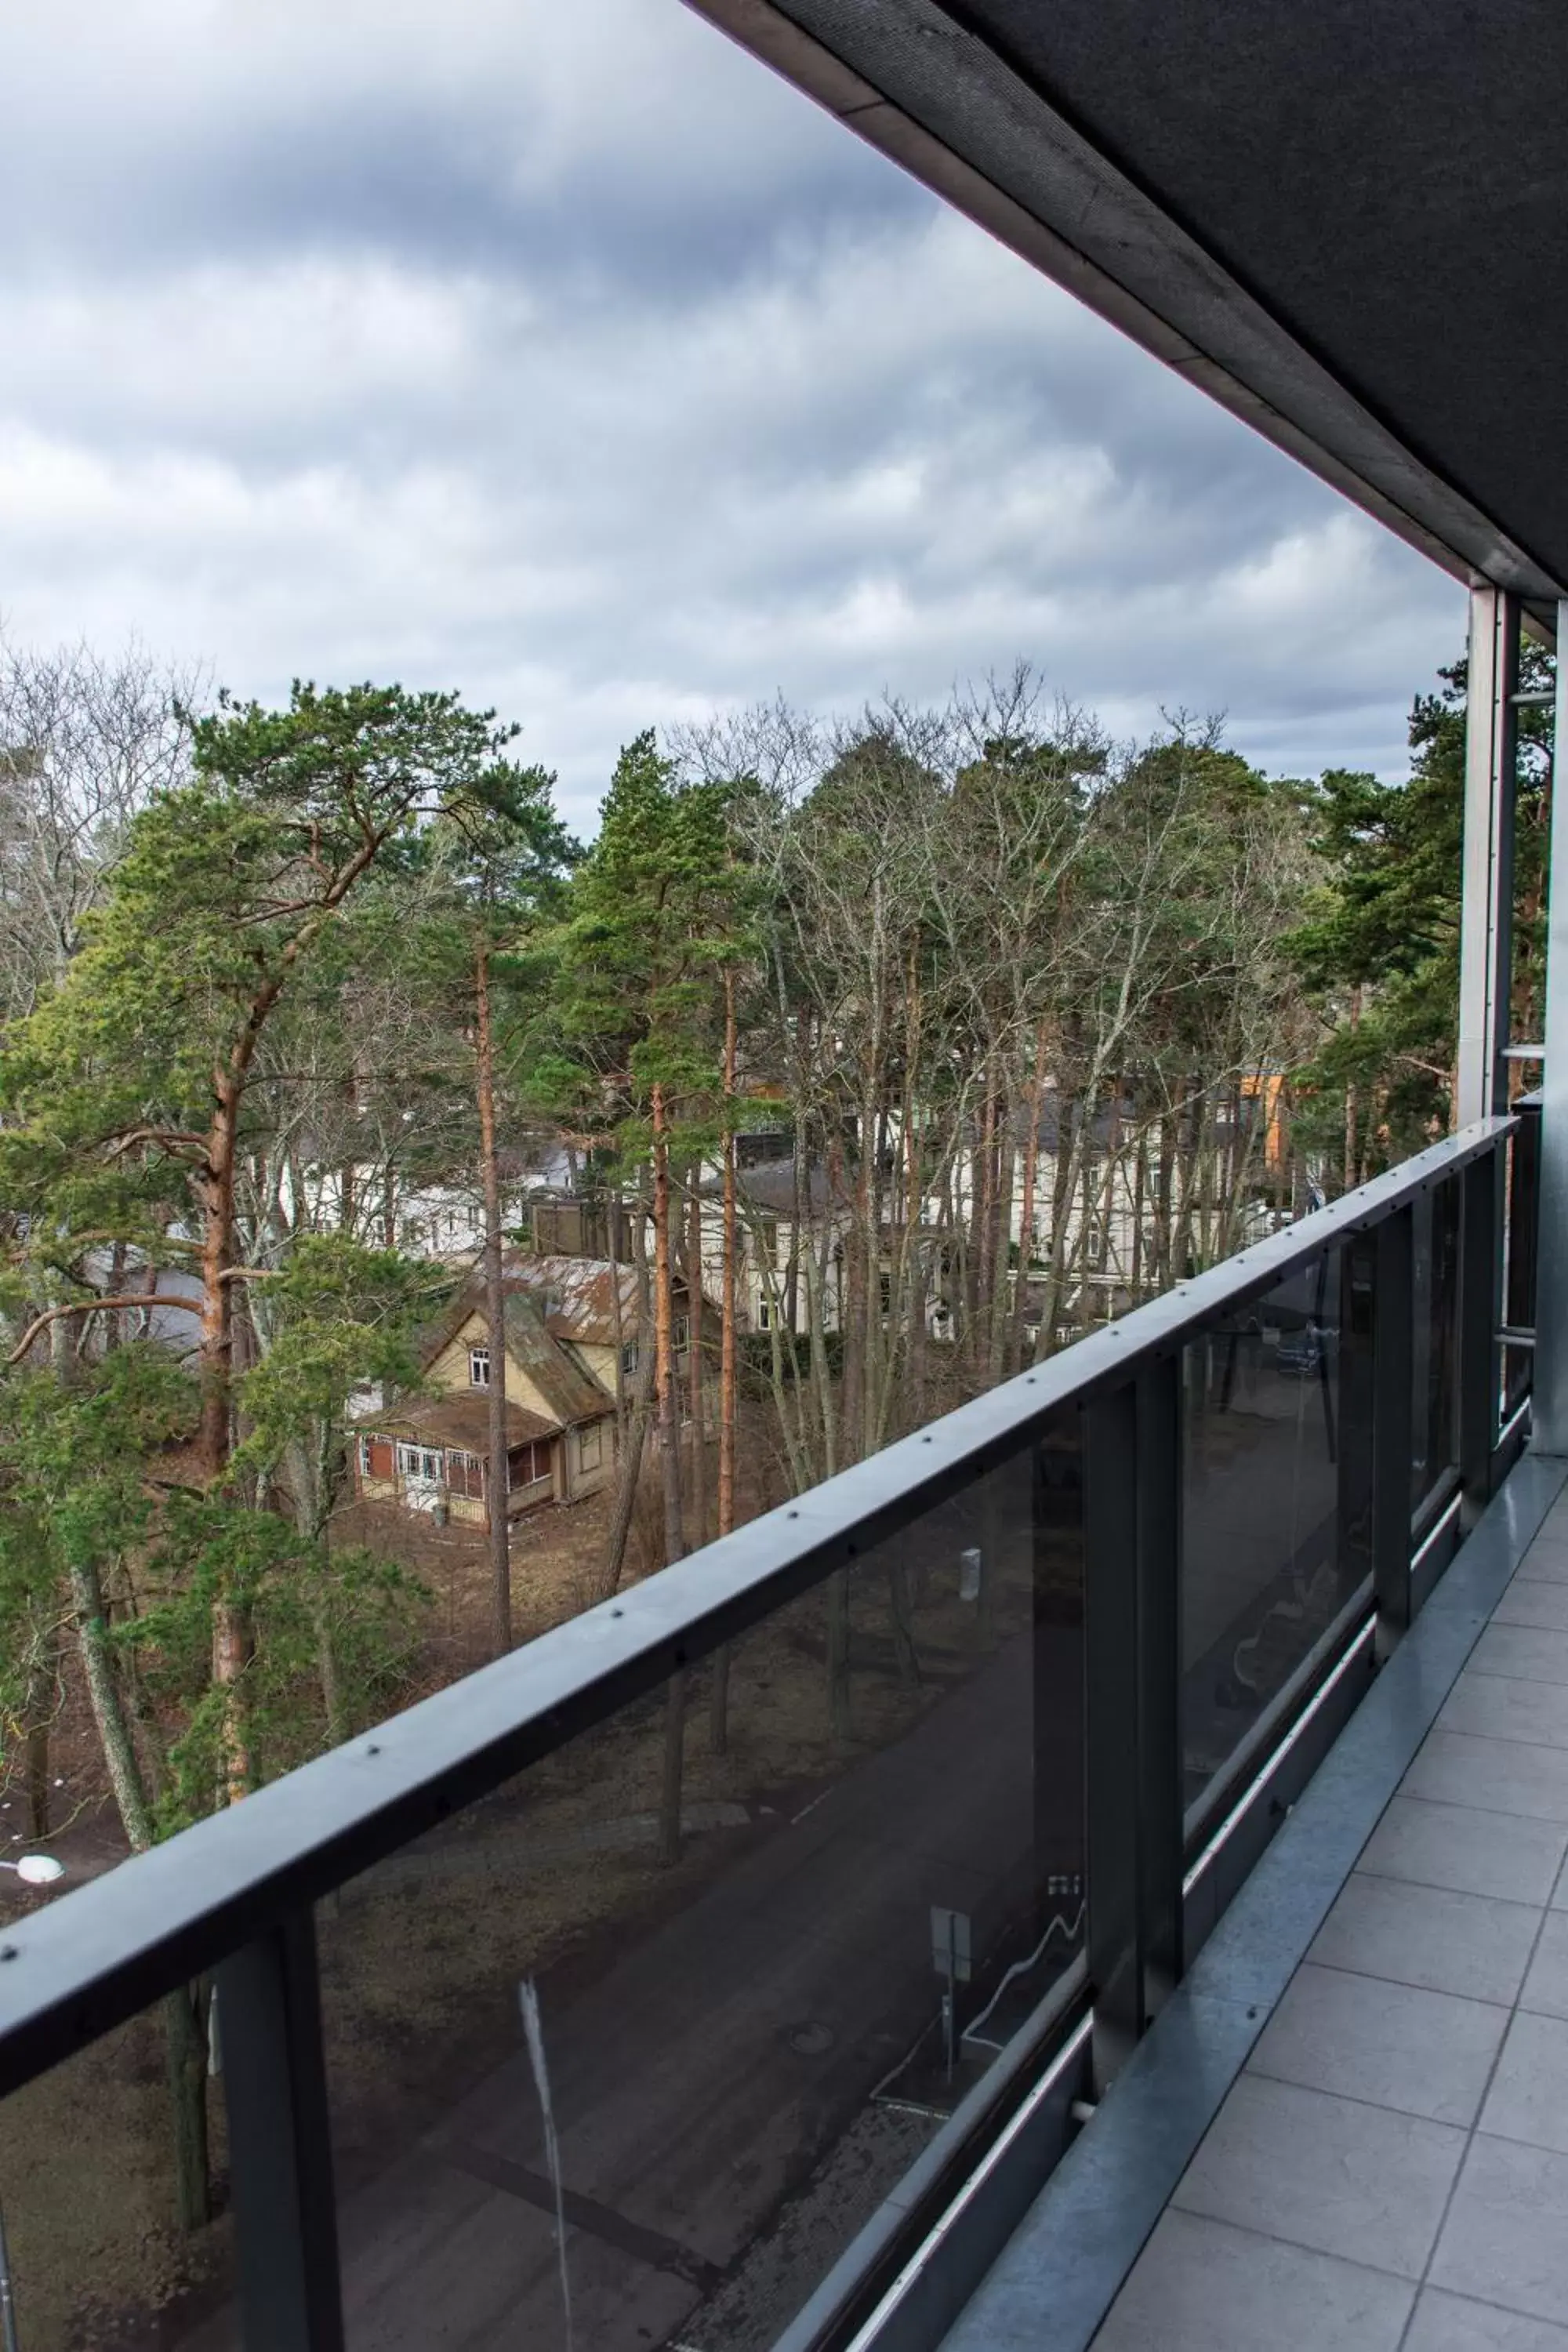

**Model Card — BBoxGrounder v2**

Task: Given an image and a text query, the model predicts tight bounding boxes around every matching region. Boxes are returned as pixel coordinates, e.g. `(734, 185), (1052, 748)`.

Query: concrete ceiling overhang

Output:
(688, 0), (1568, 635)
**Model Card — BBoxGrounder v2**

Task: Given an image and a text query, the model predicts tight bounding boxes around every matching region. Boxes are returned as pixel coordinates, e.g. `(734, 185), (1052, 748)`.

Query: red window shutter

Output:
(368, 1438), (394, 1479)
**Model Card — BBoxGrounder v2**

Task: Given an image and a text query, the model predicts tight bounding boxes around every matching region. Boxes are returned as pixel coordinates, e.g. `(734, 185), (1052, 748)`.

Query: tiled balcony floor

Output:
(1096, 1494), (1568, 2351)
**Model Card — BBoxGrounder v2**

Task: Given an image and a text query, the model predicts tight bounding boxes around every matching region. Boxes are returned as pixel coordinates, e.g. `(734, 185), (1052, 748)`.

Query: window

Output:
(621, 1339), (640, 1379)
(578, 1423), (602, 1471)
(878, 1272), (893, 1315)
(358, 1436), (375, 1476)
(757, 1298), (772, 1330)
(469, 1345), (490, 1388)
(509, 1439), (550, 1490)
(673, 1312), (691, 1354)
(395, 1443), (443, 1483)
(755, 1218), (778, 1265)
(446, 1449), (485, 1499)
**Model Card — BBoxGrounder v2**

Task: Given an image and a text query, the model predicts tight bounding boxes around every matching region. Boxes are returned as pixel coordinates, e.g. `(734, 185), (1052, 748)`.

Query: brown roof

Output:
(363, 1395), (560, 1453)
(513, 1253), (641, 1348)
(414, 1263), (621, 1425)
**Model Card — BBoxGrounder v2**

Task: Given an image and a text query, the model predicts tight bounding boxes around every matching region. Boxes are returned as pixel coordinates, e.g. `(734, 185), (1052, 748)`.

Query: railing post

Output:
(1457, 583), (1519, 1124)
(1083, 1361), (1182, 2085)
(1535, 591), (1568, 1450)
(1458, 1144), (1501, 1519)
(1084, 1379), (1138, 2082)
(1135, 1354), (1183, 2015)
(216, 1911), (345, 2352)
(1371, 1207), (1414, 1650)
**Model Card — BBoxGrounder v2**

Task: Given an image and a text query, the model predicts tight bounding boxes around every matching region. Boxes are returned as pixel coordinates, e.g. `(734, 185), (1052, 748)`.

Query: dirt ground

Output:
(0, 1450), (1040, 2352)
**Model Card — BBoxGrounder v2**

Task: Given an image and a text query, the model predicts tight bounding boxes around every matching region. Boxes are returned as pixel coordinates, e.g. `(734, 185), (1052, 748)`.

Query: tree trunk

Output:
(1010, 1021), (1049, 1373)
(475, 938), (512, 1657)
(23, 1626), (58, 1841)
(71, 1553), (214, 2227)
(658, 1667), (688, 1866)
(198, 1077), (256, 1801)
(685, 1176), (707, 1548)
(163, 1982), (212, 2234)
(652, 1084), (686, 1568)
(602, 1348), (655, 1600)
(608, 1196), (629, 1447)
(713, 975), (739, 1755)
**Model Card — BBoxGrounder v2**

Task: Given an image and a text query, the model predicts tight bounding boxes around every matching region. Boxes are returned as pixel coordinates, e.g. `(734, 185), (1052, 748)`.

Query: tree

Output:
(0, 633), (199, 1022)
(546, 731), (746, 1858)
(0, 681), (509, 1795)
(404, 771), (574, 1655)
(1291, 641), (1554, 1171)
(231, 1232), (437, 1741)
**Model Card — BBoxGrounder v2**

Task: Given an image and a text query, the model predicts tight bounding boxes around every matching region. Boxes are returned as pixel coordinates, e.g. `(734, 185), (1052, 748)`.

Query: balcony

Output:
(6, 5), (1568, 2350)
(0, 1102), (1548, 2351)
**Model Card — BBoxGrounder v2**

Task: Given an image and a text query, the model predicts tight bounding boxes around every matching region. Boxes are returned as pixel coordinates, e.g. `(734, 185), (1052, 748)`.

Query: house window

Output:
(446, 1449), (485, 1499)
(395, 1443), (443, 1483)
(755, 1218), (778, 1265)
(757, 1298), (772, 1330)
(469, 1345), (491, 1388)
(509, 1439), (550, 1490)
(621, 1339), (640, 1379)
(878, 1272), (893, 1314)
(359, 1436), (375, 1476)
(578, 1423), (602, 1471)
(673, 1312), (690, 1354)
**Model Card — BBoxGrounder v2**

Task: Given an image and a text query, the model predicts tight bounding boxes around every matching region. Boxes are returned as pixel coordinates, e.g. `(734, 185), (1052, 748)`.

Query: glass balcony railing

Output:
(0, 1112), (1534, 2352)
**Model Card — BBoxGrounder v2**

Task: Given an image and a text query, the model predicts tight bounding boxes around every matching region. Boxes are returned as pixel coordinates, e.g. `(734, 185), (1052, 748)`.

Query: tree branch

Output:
(6, 1296), (177, 1364)
(103, 1129), (209, 1161)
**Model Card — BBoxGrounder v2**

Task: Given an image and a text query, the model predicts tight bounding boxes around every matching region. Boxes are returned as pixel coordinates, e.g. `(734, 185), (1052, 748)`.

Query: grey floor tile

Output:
(1359, 1797), (1568, 1904)
(1516, 1548), (1568, 1588)
(1431, 2135), (1568, 2326)
(1480, 2012), (1568, 2156)
(1522, 1913), (1568, 2020)
(1439, 1672), (1568, 1752)
(1092, 2209), (1414, 2351)
(1557, 1854), (1568, 1913)
(1308, 1871), (1540, 2005)
(1248, 1962), (1507, 2125)
(1403, 1731), (1568, 1825)
(1170, 2071), (1465, 2276)
(1472, 1623), (1568, 1689)
(1406, 2288), (1568, 2350)
(1496, 1585), (1568, 1632)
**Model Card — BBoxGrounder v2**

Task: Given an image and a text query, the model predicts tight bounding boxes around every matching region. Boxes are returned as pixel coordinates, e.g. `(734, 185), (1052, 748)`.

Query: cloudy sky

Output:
(2, 0), (1464, 833)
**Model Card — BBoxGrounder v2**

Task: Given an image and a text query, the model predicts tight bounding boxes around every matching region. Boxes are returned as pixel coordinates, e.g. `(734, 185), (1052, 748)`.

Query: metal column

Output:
(1370, 1209), (1415, 1650)
(1457, 1145), (1501, 1515)
(217, 1914), (346, 2352)
(1457, 584), (1520, 1125)
(1083, 1361), (1182, 2085)
(1534, 597), (1568, 1451)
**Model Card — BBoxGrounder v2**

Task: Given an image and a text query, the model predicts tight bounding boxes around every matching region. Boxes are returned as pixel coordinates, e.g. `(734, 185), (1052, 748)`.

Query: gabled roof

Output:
(516, 1254), (641, 1348)
(416, 1269), (615, 1427)
(699, 1157), (841, 1218)
(499, 1289), (611, 1428)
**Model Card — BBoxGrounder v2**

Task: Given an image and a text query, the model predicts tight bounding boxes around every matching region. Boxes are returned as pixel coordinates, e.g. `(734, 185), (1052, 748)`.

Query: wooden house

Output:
(350, 1251), (706, 1530)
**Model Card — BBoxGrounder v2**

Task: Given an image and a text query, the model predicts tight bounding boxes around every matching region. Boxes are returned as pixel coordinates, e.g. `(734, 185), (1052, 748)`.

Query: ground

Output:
(0, 1446), (1042, 2352)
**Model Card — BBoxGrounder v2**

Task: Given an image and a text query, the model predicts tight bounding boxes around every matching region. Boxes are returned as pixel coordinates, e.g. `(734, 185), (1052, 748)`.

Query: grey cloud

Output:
(0, 0), (1461, 837)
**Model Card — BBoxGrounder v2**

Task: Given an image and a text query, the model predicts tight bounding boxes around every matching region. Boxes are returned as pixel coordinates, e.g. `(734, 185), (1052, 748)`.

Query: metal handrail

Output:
(0, 1113), (1515, 2094)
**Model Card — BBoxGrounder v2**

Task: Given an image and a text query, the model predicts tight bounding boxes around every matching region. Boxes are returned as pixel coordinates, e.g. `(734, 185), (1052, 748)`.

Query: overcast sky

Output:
(1, 0), (1465, 834)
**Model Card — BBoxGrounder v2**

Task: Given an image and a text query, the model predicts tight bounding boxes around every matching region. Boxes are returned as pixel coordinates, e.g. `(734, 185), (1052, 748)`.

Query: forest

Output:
(0, 630), (1548, 1902)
